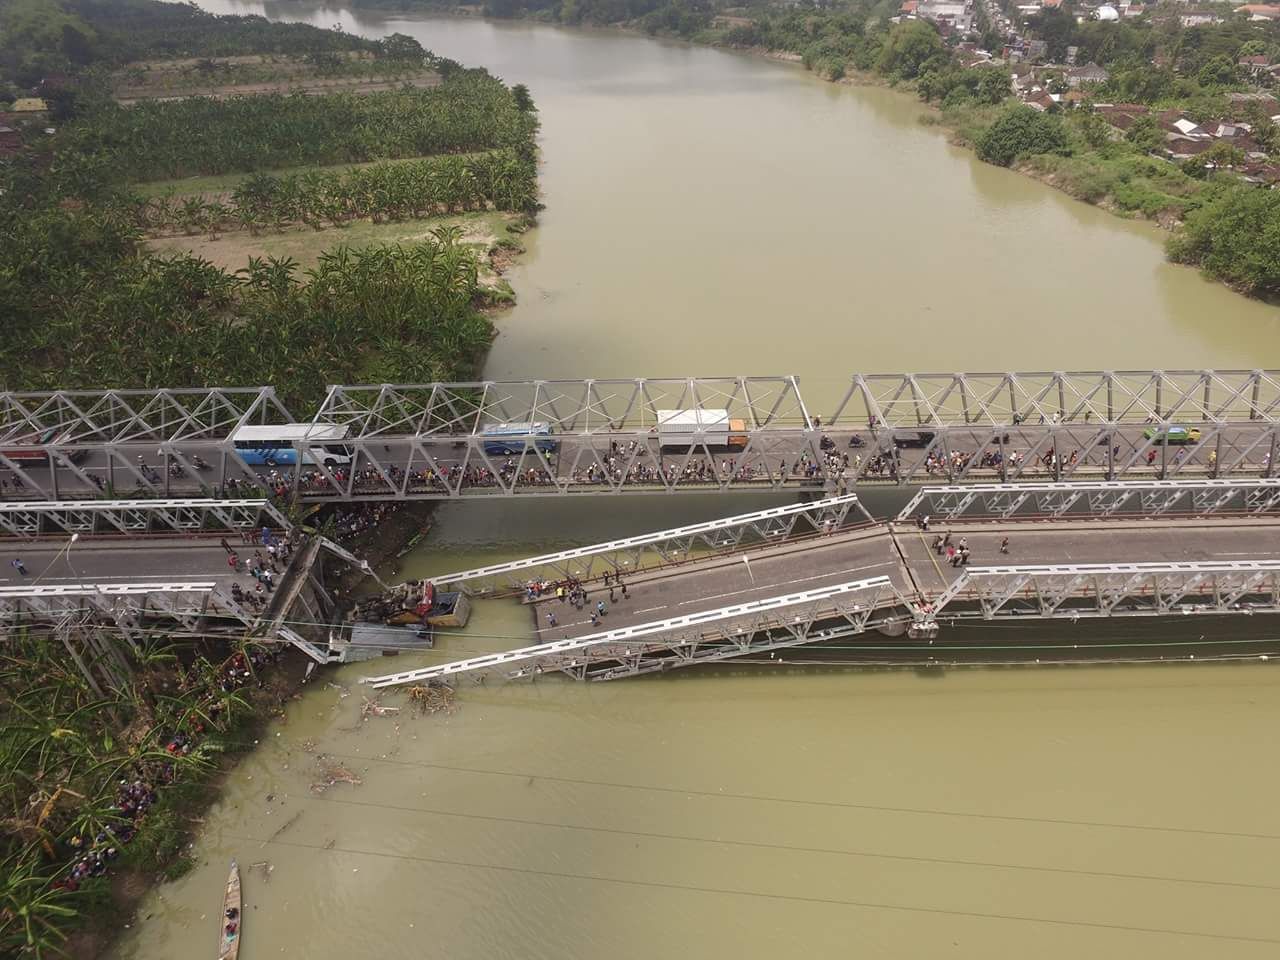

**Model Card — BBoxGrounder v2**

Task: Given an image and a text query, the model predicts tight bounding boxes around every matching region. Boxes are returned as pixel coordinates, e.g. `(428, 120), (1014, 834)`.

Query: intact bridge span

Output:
(2, 370), (1280, 501)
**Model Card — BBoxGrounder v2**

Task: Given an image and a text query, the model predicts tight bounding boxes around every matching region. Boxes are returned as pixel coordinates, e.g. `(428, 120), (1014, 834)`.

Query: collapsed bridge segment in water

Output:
(5, 370), (1280, 501)
(432, 493), (872, 597)
(362, 481), (1280, 686)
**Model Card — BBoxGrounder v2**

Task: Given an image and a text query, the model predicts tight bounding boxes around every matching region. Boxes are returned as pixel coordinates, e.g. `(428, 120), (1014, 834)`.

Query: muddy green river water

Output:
(112, 6), (1280, 957)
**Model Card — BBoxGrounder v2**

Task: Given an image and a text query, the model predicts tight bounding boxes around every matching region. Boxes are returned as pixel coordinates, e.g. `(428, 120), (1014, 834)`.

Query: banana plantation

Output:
(0, 213), (495, 409)
(62, 73), (537, 182)
(0, 634), (265, 959)
(134, 149), (538, 235)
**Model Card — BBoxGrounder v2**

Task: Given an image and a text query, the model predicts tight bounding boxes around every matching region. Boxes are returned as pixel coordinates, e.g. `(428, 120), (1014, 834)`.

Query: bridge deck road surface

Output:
(531, 517), (1280, 643)
(0, 538), (275, 597)
(2, 420), (1274, 500)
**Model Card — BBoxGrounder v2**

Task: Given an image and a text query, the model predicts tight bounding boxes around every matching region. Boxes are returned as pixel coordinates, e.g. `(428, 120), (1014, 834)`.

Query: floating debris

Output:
(407, 683), (455, 716)
(360, 697), (401, 720)
(311, 757), (363, 794)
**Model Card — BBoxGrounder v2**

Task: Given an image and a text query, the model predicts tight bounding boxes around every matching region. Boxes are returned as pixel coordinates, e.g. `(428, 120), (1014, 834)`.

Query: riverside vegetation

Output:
(342, 0), (1280, 298)
(0, 1), (538, 952)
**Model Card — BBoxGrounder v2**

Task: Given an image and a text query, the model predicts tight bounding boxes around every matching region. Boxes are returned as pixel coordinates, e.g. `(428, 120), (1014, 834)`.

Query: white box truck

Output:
(656, 409), (748, 451)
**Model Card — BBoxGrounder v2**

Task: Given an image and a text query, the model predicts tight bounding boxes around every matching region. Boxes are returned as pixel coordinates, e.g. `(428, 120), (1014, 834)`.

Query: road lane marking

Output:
(675, 560), (894, 606)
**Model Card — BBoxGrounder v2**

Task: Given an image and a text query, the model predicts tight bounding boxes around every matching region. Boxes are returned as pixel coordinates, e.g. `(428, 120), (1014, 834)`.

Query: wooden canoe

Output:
(217, 860), (241, 960)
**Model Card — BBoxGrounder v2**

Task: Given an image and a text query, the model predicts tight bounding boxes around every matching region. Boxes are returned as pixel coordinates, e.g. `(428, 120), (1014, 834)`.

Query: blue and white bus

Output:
(480, 421), (558, 456)
(231, 423), (354, 468)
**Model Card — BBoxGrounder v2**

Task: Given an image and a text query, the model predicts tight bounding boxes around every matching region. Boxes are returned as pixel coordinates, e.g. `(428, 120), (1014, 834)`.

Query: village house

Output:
(9, 98), (48, 116)
(1238, 54), (1274, 78)
(1234, 3), (1280, 19)
(1065, 62), (1110, 88)
(1179, 10), (1222, 26)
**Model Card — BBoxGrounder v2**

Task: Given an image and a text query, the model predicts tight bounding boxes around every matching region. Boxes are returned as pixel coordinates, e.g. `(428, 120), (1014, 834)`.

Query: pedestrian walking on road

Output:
(597, 600), (607, 617)
(546, 611), (557, 628)
(590, 612), (600, 627)
(921, 515), (930, 532)
(1000, 536), (1009, 554)
(609, 586), (616, 603)
(227, 552), (239, 573)
(621, 582), (629, 599)
(11, 558), (27, 575)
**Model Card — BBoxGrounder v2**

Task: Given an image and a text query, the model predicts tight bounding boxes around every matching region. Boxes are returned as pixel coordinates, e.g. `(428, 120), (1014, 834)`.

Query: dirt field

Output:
(113, 52), (439, 103)
(146, 211), (523, 288)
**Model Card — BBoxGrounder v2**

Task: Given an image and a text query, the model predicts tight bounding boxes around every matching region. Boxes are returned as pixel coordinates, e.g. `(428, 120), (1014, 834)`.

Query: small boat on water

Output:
(218, 860), (241, 960)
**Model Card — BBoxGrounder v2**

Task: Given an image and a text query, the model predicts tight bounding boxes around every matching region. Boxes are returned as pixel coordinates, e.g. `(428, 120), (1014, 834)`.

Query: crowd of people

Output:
(51, 646), (282, 894)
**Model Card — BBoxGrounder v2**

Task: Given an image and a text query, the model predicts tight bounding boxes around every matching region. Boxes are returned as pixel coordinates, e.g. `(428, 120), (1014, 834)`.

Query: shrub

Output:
(976, 106), (1069, 167)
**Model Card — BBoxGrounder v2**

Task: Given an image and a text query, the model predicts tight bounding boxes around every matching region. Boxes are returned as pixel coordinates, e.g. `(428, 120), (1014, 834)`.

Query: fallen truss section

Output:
(896, 479), (1280, 523)
(364, 576), (910, 687)
(432, 493), (871, 596)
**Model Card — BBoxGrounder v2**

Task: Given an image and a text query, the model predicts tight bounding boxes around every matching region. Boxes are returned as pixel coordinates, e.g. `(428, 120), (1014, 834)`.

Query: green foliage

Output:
(0, 206), (495, 408)
(976, 106), (1069, 167)
(58, 73), (536, 183)
(1167, 186), (1280, 298)
(1125, 115), (1164, 155)
(875, 19), (946, 81)
(137, 150), (538, 235)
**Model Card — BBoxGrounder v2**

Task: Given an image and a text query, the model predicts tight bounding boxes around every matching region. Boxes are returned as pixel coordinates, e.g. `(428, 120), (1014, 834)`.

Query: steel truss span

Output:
(929, 561), (1280, 621)
(0, 498), (286, 538)
(896, 479), (1280, 522)
(2, 371), (1280, 501)
(365, 558), (1280, 685)
(433, 494), (871, 596)
(363, 577), (909, 688)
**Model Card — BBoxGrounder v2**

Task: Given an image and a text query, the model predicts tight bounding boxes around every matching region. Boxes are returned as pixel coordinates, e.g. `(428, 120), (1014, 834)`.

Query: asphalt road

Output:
(0, 538), (274, 597)
(0, 419), (1275, 500)
(532, 517), (1280, 642)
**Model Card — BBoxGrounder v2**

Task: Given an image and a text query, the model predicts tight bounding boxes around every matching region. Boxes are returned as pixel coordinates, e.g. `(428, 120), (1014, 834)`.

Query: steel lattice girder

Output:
(0, 387), (291, 444)
(363, 576), (911, 688)
(829, 370), (1280, 428)
(2, 371), (1279, 502)
(0, 498), (288, 537)
(897, 479), (1280, 522)
(928, 561), (1280, 621)
(0, 579), (334, 663)
(432, 494), (871, 596)
(0, 581), (224, 635)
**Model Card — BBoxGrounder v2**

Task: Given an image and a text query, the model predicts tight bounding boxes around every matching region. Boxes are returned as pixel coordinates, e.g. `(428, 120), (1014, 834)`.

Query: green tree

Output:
(1167, 187), (1280, 298)
(511, 83), (535, 112)
(975, 67), (1011, 105)
(875, 20), (945, 80)
(1197, 54), (1238, 87)
(976, 106), (1069, 166)
(1126, 114), (1164, 155)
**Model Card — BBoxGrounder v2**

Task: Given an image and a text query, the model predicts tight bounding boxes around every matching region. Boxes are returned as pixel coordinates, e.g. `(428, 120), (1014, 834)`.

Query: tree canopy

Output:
(976, 106), (1069, 167)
